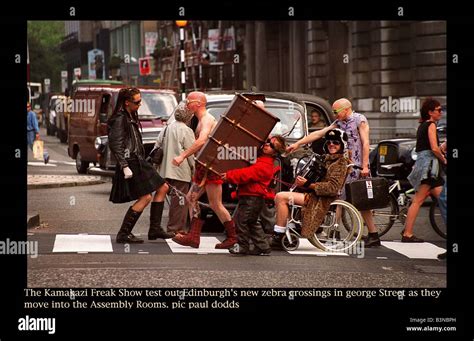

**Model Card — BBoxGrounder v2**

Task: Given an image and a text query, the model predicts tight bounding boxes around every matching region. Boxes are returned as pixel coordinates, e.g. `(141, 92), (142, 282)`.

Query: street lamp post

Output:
(176, 21), (188, 101)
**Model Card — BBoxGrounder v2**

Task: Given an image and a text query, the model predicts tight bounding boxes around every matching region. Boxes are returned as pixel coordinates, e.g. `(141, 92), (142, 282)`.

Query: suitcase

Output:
(345, 177), (390, 211)
(195, 93), (280, 175)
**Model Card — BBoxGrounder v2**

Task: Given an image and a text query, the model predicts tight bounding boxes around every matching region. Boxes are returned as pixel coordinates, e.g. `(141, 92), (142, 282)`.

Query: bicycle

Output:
(279, 152), (364, 252)
(370, 179), (446, 239)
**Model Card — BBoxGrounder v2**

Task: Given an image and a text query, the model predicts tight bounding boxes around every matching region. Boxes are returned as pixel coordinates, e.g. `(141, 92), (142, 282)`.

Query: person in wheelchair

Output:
(271, 128), (350, 248)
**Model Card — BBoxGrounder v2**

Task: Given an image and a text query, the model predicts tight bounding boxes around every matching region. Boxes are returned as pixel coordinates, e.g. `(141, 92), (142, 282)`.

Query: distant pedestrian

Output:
(27, 103), (39, 150)
(108, 88), (174, 244)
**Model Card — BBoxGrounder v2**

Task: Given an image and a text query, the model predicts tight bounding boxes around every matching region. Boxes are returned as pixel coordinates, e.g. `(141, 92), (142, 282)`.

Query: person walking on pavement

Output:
(154, 101), (195, 234)
(171, 91), (237, 249)
(287, 98), (382, 247)
(404, 98), (447, 243)
(27, 102), (40, 151)
(224, 135), (287, 256)
(108, 88), (174, 244)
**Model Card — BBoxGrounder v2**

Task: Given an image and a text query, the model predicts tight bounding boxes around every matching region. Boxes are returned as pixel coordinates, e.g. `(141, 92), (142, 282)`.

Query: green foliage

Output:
(27, 21), (66, 92)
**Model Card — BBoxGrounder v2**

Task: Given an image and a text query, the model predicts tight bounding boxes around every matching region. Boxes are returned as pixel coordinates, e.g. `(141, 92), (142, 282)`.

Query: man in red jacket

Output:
(222, 135), (287, 255)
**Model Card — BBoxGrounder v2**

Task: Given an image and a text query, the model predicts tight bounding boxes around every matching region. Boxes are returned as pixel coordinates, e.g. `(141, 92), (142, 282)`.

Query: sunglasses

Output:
(131, 100), (141, 105)
(332, 106), (350, 115)
(265, 138), (278, 151)
(185, 99), (201, 105)
(327, 140), (341, 146)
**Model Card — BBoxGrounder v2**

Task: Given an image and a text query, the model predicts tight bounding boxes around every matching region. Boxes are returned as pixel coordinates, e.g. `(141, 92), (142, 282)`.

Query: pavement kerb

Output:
(27, 175), (109, 190)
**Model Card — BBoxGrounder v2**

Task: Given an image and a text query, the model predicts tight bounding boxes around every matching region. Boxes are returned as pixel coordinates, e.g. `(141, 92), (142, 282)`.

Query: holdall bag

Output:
(345, 176), (390, 211)
(32, 139), (44, 160)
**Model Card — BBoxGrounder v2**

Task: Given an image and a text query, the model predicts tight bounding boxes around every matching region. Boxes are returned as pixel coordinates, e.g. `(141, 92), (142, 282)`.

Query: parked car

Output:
(165, 91), (335, 230)
(45, 94), (63, 136)
(68, 82), (178, 174)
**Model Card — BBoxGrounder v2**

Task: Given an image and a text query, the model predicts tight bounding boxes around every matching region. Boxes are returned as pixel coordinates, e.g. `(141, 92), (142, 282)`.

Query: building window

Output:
(123, 25), (130, 58)
(117, 28), (123, 57)
(110, 30), (117, 55)
(130, 22), (141, 59)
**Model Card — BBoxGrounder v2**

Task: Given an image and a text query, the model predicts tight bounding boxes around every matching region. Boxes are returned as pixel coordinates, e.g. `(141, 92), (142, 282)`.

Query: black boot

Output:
(270, 232), (284, 250)
(364, 232), (381, 248)
(116, 207), (144, 243)
(148, 202), (175, 240)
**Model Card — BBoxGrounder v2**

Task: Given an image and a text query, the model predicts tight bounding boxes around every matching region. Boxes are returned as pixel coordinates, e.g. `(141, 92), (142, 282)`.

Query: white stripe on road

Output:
(50, 160), (76, 166)
(287, 239), (348, 256)
(28, 162), (57, 167)
(166, 236), (229, 254)
(28, 160), (76, 167)
(381, 241), (445, 259)
(53, 234), (113, 253)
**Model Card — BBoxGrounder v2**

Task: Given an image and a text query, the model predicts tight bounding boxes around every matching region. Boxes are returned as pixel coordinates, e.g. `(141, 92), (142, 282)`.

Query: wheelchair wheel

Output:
(281, 232), (300, 251)
(308, 200), (363, 253)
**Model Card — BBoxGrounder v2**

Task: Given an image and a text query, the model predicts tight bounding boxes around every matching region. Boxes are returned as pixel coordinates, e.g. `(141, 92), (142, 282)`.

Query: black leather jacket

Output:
(108, 110), (145, 169)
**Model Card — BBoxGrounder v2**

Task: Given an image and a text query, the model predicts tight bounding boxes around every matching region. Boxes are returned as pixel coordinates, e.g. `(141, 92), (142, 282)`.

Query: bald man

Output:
(171, 91), (237, 249)
(287, 98), (381, 248)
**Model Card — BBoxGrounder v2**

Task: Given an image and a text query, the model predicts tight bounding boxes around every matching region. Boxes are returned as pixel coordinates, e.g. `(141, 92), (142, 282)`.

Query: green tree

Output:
(27, 21), (65, 93)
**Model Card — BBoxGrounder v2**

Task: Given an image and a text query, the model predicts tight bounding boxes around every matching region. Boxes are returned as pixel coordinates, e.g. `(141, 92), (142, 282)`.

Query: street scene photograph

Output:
(26, 19), (447, 288)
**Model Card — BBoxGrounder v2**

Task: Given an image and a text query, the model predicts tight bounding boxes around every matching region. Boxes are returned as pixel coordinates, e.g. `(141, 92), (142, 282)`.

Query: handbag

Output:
(32, 139), (44, 160)
(345, 174), (389, 211)
(148, 126), (168, 165)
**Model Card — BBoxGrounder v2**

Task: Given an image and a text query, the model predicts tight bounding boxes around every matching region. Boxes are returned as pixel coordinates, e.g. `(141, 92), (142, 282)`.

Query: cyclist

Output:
(271, 129), (350, 247)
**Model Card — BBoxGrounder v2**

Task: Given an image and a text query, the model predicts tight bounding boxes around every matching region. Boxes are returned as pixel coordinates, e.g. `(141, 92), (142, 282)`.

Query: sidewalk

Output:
(27, 174), (107, 189)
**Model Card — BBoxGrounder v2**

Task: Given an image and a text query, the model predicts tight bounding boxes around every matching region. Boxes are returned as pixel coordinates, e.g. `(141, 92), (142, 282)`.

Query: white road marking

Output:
(381, 241), (445, 259)
(287, 239), (348, 256)
(53, 234), (113, 253)
(28, 162), (57, 167)
(166, 236), (229, 254)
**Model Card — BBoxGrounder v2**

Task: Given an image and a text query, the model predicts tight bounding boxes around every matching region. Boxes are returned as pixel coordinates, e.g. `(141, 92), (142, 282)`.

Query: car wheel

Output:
(75, 151), (89, 174)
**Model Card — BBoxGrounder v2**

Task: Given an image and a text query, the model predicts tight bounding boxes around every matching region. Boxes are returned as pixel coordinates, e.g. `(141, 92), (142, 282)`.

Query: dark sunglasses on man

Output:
(326, 140), (341, 146)
(265, 138), (278, 151)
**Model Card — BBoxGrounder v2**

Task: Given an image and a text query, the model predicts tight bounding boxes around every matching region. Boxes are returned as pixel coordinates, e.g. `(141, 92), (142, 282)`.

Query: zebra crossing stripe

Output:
(52, 234), (113, 253)
(166, 236), (229, 254)
(381, 241), (445, 259)
(286, 239), (348, 256)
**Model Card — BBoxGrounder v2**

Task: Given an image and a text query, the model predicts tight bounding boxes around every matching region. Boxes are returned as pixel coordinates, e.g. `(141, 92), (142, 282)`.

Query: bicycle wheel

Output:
(370, 193), (399, 237)
(429, 197), (447, 239)
(308, 200), (363, 252)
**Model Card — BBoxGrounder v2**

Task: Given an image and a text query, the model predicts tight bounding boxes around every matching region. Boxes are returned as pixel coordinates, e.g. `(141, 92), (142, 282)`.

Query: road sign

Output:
(139, 57), (151, 76)
(61, 71), (68, 93)
(44, 78), (50, 93)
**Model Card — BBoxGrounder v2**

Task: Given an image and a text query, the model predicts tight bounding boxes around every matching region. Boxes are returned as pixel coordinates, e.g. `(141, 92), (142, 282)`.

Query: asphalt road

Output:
(26, 127), (447, 288)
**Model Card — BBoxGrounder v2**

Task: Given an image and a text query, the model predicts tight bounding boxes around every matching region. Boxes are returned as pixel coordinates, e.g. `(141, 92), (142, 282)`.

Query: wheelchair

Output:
(279, 152), (364, 253)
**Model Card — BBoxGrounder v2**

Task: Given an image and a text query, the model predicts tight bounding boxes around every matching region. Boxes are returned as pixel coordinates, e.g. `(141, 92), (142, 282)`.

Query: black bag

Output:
(345, 177), (389, 211)
(148, 126), (168, 165)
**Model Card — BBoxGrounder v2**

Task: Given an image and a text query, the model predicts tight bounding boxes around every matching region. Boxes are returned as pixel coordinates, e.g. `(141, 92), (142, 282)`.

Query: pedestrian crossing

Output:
(28, 233), (446, 260)
(28, 159), (76, 167)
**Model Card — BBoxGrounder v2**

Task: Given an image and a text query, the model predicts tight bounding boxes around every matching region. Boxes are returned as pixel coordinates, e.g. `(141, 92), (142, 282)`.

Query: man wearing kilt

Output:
(108, 88), (174, 243)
